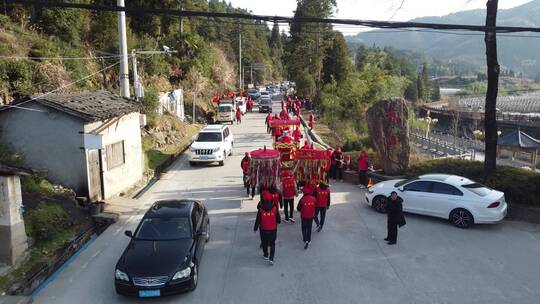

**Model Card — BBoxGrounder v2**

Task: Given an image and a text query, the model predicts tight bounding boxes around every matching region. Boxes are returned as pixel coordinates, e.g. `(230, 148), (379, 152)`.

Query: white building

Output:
(158, 89), (184, 121)
(0, 91), (144, 201)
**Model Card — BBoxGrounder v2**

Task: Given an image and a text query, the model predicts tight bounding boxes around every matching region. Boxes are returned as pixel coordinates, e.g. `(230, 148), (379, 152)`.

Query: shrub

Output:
(24, 203), (71, 241)
(406, 159), (540, 207)
(21, 175), (55, 193)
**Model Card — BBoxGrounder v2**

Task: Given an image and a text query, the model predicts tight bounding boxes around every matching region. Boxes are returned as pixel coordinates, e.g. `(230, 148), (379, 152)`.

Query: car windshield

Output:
(135, 217), (191, 240)
(196, 132), (222, 142)
(394, 179), (416, 187)
(261, 92), (269, 95)
(218, 106), (232, 113)
(462, 182), (493, 196)
(248, 89), (257, 94)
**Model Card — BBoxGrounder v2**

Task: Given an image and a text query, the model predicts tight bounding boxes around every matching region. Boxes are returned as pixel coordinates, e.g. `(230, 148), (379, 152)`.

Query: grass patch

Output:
(21, 175), (55, 194)
(142, 115), (201, 172)
(0, 226), (76, 293)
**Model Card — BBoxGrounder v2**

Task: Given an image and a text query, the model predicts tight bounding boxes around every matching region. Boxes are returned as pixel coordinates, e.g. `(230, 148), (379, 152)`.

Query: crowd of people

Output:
(240, 94), (405, 266)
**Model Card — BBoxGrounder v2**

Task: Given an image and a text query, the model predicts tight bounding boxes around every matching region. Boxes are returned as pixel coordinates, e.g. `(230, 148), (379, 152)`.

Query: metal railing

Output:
(409, 132), (472, 160)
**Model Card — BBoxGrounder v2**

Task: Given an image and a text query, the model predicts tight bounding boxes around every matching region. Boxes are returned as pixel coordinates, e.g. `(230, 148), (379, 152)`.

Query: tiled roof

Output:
(498, 130), (540, 149)
(0, 163), (32, 176)
(13, 91), (140, 122)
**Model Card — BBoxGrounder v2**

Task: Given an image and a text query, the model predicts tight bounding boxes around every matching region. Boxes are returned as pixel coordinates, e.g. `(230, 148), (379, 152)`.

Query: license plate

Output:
(200, 156), (208, 160)
(139, 290), (160, 297)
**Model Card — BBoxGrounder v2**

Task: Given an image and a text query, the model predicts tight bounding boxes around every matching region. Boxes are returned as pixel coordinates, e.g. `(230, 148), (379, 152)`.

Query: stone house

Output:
(0, 91), (144, 201)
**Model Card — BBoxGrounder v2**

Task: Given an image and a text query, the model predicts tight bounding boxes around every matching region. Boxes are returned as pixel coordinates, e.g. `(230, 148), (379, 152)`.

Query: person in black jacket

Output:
(254, 191), (281, 265)
(385, 191), (405, 245)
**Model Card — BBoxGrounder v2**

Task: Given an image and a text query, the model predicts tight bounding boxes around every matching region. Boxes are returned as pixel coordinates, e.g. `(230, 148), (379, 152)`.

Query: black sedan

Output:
(115, 200), (210, 298)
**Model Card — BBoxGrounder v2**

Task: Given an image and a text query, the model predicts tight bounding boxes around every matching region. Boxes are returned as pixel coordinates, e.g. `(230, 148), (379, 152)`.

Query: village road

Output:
(35, 99), (540, 304)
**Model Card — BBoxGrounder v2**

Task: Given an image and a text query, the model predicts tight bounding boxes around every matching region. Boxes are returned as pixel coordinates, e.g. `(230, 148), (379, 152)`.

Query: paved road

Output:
(35, 101), (540, 304)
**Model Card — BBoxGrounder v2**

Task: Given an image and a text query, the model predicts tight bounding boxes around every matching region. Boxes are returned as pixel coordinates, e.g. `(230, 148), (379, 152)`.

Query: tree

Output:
(484, 0), (500, 176)
(404, 79), (418, 103)
(322, 31), (351, 83)
(430, 80), (441, 101)
(354, 45), (368, 70)
(417, 74), (425, 101)
(421, 63), (430, 99)
(285, 0), (337, 97)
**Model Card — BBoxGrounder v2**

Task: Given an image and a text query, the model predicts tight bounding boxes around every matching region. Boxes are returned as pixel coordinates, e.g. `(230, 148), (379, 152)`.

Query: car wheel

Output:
(372, 195), (387, 213)
(188, 263), (198, 291)
(189, 161), (195, 166)
(450, 208), (474, 228)
(219, 154), (225, 166)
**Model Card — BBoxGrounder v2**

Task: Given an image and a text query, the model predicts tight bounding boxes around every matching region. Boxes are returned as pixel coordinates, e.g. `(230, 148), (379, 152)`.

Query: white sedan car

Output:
(365, 174), (507, 228)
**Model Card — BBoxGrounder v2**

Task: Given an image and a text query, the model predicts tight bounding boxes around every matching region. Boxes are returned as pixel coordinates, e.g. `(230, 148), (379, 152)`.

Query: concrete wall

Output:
(0, 175), (28, 266)
(0, 103), (87, 192)
(84, 112), (143, 199)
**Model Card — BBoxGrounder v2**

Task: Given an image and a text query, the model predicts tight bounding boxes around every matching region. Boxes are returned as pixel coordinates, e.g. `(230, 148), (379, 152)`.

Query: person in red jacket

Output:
(235, 106), (242, 124)
(254, 191), (281, 265)
(281, 171), (297, 223)
(269, 186), (282, 210)
(273, 127), (283, 142)
(279, 108), (290, 120)
(308, 113), (314, 130)
(313, 182), (331, 232)
(297, 187), (317, 249)
(293, 127), (303, 142)
(357, 150), (370, 188)
(241, 152), (251, 191)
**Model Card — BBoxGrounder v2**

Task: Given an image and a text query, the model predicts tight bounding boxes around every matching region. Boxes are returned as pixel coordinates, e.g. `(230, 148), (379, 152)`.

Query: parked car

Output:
(188, 125), (233, 166)
(258, 97), (272, 113)
(247, 88), (260, 100)
(364, 174), (507, 228)
(115, 200), (210, 298)
(216, 103), (235, 124)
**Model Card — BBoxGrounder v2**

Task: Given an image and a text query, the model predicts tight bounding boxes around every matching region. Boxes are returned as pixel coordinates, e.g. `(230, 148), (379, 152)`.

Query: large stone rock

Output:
(366, 98), (410, 175)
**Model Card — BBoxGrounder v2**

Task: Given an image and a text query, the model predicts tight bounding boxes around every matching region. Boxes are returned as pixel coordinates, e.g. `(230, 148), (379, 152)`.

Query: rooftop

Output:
(6, 91), (140, 122)
(0, 163), (32, 176)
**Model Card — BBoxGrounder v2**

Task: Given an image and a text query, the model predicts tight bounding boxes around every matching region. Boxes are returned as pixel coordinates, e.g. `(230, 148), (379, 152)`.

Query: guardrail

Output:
(409, 132), (472, 160)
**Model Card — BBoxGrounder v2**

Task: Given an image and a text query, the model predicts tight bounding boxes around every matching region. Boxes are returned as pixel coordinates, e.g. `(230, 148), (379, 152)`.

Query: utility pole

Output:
(238, 23), (242, 92)
(131, 49), (140, 100)
(117, 0), (130, 98)
(484, 0), (500, 176)
(180, 3), (183, 34)
(192, 94), (196, 124)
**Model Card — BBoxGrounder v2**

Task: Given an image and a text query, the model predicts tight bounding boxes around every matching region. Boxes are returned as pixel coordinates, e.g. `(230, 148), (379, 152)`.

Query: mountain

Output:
(346, 0), (540, 76)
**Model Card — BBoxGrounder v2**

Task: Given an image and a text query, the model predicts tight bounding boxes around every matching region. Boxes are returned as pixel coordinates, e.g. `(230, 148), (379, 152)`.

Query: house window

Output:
(106, 141), (125, 170)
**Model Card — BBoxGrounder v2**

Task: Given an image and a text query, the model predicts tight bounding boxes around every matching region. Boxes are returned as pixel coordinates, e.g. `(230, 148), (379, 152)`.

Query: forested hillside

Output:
(0, 0), (283, 104)
(347, 0), (540, 77)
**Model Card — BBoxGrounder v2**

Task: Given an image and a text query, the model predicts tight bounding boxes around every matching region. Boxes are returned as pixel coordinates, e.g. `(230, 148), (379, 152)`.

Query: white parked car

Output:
(189, 125), (233, 166)
(216, 103), (235, 124)
(365, 174), (507, 228)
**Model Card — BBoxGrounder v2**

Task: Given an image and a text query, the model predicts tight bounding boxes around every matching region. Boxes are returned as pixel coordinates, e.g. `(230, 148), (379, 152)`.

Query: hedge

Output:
(406, 159), (540, 207)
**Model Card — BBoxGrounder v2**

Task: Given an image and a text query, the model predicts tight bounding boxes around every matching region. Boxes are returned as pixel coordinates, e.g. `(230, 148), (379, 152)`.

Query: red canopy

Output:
(295, 148), (329, 160)
(269, 119), (301, 128)
(250, 148), (280, 160)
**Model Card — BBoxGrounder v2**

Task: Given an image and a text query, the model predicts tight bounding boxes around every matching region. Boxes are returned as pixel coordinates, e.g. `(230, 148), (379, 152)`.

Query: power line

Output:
(9, 0), (540, 34)
(0, 55), (122, 60)
(0, 59), (125, 113)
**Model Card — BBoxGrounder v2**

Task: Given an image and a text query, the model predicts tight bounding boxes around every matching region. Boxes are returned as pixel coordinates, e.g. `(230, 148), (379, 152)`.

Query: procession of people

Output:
(235, 91), (403, 266)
